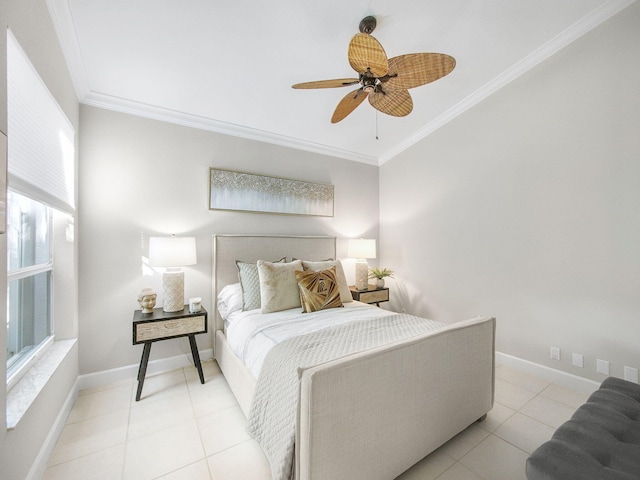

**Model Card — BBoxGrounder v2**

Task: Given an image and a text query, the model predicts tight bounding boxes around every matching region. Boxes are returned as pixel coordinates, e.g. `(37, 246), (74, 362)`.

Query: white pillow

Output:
(301, 259), (353, 303)
(217, 283), (243, 320)
(257, 259), (303, 313)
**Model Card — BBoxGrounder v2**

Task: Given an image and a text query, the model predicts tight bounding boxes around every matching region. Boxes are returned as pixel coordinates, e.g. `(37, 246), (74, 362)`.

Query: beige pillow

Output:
(295, 267), (343, 313)
(301, 260), (352, 303)
(258, 259), (303, 313)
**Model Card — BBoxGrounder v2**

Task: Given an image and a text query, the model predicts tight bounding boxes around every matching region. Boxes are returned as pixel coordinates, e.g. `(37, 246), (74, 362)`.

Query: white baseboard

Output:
(77, 348), (598, 396)
(77, 348), (213, 391)
(496, 351), (600, 394)
(27, 377), (79, 480)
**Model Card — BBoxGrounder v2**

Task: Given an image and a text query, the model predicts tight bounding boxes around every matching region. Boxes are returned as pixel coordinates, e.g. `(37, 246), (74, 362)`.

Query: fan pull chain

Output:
(375, 111), (379, 140)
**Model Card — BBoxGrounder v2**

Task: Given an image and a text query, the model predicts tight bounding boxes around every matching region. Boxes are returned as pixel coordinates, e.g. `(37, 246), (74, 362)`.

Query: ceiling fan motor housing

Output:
(361, 74), (378, 93)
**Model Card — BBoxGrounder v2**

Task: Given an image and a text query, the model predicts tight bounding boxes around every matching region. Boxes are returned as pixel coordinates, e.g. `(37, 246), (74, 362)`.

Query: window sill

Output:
(7, 336), (55, 390)
(6, 339), (77, 430)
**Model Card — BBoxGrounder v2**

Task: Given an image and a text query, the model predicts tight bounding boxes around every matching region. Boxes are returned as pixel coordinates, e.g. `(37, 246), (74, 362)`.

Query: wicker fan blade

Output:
(292, 78), (360, 89)
(348, 33), (388, 77)
(331, 88), (368, 123)
(369, 89), (413, 117)
(384, 53), (456, 90)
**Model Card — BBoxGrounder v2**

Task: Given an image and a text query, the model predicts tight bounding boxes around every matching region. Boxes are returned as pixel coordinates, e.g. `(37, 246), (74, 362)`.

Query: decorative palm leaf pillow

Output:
(295, 267), (343, 313)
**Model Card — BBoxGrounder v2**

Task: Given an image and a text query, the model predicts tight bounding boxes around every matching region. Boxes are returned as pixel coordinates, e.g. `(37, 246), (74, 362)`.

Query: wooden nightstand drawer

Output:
(350, 285), (389, 306)
(358, 289), (389, 304)
(134, 315), (205, 343)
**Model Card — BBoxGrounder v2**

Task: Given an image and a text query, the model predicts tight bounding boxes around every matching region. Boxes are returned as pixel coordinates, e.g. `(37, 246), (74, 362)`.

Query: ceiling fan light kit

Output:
(292, 16), (456, 123)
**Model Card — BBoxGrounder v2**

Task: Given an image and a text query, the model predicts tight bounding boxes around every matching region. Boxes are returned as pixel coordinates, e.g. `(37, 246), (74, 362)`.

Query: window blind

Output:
(7, 29), (75, 214)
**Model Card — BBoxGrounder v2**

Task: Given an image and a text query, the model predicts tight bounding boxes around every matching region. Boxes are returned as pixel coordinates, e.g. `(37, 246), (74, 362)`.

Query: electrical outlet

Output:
(550, 346), (561, 361)
(624, 366), (639, 383)
(596, 359), (610, 376)
(572, 353), (584, 368)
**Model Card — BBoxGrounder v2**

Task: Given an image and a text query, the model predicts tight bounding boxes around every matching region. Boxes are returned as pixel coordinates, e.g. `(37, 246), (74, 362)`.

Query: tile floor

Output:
(43, 360), (594, 480)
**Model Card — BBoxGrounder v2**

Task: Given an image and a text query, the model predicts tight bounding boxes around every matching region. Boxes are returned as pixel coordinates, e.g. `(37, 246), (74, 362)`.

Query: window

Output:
(6, 191), (53, 382)
(5, 29), (75, 387)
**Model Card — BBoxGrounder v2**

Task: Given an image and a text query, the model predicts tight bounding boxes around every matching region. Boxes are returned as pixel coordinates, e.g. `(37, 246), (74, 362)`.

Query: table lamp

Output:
(347, 238), (376, 291)
(148, 236), (197, 312)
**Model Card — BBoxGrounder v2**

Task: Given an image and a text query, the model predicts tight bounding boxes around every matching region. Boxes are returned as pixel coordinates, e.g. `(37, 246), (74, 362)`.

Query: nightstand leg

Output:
(189, 334), (205, 384)
(136, 342), (152, 401)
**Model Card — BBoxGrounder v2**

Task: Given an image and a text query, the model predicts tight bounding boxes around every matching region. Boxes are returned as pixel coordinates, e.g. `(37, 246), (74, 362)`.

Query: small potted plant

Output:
(368, 267), (394, 288)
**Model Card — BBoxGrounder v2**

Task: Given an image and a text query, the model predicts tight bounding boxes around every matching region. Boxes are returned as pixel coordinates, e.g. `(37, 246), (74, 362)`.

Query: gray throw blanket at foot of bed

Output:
(247, 314), (445, 480)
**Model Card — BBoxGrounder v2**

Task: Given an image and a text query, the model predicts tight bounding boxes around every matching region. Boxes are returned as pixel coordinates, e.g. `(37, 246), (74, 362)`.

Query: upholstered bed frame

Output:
(212, 235), (337, 414)
(212, 234), (496, 480)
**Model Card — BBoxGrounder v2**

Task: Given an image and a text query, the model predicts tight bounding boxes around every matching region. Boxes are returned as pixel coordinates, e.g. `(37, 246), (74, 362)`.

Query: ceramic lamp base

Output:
(354, 259), (369, 291)
(162, 270), (184, 312)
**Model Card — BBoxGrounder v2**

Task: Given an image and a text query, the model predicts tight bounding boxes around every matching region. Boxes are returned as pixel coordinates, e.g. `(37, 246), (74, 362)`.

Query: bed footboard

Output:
(295, 316), (495, 480)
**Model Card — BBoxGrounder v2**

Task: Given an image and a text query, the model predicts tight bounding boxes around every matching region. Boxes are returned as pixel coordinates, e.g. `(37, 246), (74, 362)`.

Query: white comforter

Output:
(248, 313), (447, 480)
(226, 302), (396, 378)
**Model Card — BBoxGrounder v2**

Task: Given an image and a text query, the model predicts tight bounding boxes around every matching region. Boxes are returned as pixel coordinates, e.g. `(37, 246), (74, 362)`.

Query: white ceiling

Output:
(48, 0), (632, 165)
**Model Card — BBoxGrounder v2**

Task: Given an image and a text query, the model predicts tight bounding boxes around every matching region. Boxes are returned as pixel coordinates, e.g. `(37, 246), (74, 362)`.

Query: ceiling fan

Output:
(292, 16), (456, 123)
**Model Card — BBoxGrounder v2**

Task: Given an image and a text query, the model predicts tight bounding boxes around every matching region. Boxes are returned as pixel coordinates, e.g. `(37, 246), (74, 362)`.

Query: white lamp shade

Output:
(347, 238), (376, 259)
(148, 236), (197, 267)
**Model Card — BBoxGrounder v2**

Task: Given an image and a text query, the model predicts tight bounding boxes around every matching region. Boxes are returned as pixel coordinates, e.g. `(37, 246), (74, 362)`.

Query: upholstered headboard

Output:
(211, 235), (336, 332)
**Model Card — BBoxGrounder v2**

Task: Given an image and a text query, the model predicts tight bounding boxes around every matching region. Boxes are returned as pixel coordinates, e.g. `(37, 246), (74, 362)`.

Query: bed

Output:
(212, 234), (495, 480)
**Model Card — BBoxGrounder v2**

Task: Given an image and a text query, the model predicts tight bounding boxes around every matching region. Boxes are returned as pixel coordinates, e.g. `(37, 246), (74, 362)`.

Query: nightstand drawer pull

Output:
(135, 316), (205, 342)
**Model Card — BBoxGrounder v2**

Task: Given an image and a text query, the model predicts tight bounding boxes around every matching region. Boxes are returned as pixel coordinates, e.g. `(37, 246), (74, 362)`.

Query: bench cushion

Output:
(526, 377), (640, 480)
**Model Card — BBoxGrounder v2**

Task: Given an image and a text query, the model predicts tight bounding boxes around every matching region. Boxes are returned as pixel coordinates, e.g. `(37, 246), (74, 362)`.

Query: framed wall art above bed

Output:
(209, 168), (334, 217)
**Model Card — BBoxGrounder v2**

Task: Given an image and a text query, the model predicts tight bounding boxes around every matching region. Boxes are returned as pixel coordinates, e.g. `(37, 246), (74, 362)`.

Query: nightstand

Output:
(132, 306), (208, 401)
(350, 285), (389, 306)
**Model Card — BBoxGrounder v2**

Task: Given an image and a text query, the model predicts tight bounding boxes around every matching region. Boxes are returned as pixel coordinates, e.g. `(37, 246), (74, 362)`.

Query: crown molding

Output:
(47, 0), (377, 165)
(49, 0), (635, 167)
(378, 0), (636, 165)
(46, 0), (91, 100)
(81, 92), (379, 165)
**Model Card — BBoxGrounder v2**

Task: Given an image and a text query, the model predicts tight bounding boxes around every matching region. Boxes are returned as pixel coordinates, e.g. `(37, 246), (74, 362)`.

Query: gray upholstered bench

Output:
(526, 376), (640, 480)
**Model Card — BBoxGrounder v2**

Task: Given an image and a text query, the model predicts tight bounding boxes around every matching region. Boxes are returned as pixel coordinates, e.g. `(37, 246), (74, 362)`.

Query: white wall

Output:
(379, 2), (640, 382)
(0, 0), (79, 477)
(78, 105), (379, 375)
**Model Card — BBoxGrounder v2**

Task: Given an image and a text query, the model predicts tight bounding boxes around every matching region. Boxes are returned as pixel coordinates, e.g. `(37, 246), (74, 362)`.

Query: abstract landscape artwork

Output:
(209, 168), (334, 217)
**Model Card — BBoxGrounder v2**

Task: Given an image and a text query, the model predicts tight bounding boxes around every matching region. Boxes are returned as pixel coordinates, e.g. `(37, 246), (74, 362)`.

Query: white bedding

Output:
(226, 302), (397, 378)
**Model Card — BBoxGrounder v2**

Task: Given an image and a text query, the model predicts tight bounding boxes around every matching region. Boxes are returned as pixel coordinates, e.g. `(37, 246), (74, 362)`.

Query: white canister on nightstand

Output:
(189, 297), (202, 313)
